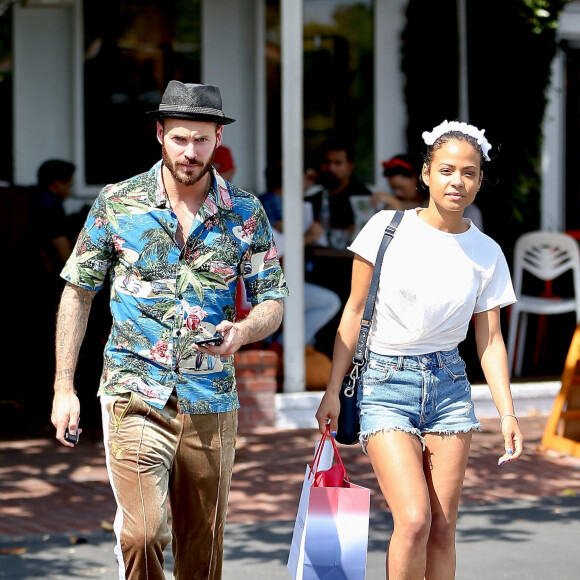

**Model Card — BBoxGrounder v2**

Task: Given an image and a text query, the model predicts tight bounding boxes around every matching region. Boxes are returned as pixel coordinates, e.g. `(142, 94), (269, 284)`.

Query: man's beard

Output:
(162, 143), (216, 186)
(319, 171), (341, 191)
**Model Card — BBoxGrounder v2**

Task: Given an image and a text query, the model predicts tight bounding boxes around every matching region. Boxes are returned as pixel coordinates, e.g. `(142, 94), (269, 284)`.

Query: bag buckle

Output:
(343, 362), (362, 397)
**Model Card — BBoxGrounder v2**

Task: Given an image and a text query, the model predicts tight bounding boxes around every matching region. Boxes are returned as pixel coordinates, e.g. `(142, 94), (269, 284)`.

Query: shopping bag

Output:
(303, 482), (370, 579)
(287, 433), (334, 579)
(287, 428), (370, 580)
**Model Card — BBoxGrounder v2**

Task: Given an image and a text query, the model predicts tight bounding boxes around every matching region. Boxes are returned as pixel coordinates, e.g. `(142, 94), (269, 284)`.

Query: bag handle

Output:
(328, 431), (349, 483)
(351, 210), (404, 371)
(310, 425), (350, 483)
(309, 428), (328, 476)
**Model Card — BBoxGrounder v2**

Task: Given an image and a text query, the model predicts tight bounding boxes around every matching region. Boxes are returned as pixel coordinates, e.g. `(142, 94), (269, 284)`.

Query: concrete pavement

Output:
(1, 498), (578, 579)
(1, 415), (579, 579)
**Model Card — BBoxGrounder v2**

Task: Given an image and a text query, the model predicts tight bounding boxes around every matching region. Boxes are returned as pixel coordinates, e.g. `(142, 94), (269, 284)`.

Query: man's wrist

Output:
(54, 386), (78, 395)
(235, 322), (250, 346)
(55, 368), (74, 381)
(54, 368), (77, 394)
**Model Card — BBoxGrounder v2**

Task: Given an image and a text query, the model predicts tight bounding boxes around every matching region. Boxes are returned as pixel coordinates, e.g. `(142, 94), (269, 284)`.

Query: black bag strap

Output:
(352, 210), (404, 368)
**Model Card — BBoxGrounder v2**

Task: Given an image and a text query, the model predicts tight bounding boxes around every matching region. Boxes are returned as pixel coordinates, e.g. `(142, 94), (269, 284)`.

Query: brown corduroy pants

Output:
(101, 392), (237, 580)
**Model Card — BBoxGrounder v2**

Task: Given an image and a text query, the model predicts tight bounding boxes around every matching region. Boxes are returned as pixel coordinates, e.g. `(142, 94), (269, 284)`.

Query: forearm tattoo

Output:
(242, 299), (284, 344)
(55, 368), (73, 381)
(54, 283), (95, 389)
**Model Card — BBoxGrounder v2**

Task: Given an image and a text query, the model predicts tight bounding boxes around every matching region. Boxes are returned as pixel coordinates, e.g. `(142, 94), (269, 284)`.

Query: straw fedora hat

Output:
(147, 81), (236, 125)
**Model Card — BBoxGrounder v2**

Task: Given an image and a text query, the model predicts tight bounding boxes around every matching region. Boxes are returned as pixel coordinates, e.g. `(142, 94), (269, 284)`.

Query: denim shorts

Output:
(358, 348), (481, 450)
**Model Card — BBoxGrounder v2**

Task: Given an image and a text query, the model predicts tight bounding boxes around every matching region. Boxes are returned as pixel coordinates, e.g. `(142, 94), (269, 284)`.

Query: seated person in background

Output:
(212, 144), (236, 181)
(305, 137), (373, 248)
(376, 154), (426, 209)
(375, 153), (485, 230)
(259, 163), (324, 246)
(31, 159), (76, 275)
(257, 163), (284, 232)
(271, 228), (341, 351)
(259, 163), (342, 354)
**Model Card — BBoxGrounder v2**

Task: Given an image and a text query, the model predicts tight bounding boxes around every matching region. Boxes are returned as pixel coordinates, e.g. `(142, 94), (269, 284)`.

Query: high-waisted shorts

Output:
(358, 347), (481, 451)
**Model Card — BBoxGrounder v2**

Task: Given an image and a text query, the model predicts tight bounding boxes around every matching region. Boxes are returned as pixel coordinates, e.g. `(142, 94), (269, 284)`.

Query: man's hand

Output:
(304, 221), (325, 245)
(193, 299), (284, 357)
(51, 388), (81, 447)
(193, 320), (246, 357)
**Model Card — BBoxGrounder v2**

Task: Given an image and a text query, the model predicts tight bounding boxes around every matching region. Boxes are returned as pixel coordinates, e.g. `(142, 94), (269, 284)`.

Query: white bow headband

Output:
(422, 120), (492, 161)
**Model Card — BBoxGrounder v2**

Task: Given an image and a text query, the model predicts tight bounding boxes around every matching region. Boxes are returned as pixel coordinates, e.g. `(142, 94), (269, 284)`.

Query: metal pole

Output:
(281, 0), (305, 392)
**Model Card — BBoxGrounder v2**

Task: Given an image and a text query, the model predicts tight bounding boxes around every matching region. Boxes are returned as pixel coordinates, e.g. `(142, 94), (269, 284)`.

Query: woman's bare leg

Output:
(423, 432), (472, 580)
(366, 430), (431, 580)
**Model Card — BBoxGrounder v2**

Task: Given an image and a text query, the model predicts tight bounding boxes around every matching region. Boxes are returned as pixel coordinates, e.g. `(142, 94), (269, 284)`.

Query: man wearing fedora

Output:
(50, 81), (288, 579)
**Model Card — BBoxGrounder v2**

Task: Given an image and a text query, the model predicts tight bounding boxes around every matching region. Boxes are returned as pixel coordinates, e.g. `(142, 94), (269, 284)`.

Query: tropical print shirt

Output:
(61, 161), (289, 414)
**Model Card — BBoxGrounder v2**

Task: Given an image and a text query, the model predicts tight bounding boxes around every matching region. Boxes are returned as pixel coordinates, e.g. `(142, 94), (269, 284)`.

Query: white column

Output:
(281, 0), (305, 392)
(202, 0), (258, 192)
(255, 0), (267, 194)
(374, 0), (407, 187)
(13, 4), (74, 186)
(541, 50), (565, 232)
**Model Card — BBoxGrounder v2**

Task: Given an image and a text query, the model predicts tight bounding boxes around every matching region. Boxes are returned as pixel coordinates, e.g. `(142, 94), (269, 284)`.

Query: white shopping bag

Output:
(302, 483), (370, 579)
(287, 429), (370, 580)
(287, 437), (334, 579)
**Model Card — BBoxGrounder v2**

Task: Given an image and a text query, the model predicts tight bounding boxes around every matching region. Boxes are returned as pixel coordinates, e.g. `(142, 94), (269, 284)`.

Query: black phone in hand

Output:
(64, 428), (80, 445)
(194, 332), (224, 346)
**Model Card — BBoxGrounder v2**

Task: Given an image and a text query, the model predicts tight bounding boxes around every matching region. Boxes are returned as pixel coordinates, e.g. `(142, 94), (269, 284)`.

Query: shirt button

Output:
(178, 294), (183, 300)
(176, 330), (181, 336)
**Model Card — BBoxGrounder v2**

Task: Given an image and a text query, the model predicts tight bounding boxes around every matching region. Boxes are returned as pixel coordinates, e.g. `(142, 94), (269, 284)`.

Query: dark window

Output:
(83, 0), (201, 185)
(266, 0), (374, 181)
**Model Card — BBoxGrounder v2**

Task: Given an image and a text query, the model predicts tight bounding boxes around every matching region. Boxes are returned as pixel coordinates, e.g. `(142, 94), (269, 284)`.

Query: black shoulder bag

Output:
(335, 210), (404, 445)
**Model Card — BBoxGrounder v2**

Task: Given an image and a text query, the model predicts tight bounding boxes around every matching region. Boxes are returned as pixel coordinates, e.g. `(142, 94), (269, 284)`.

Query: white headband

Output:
(422, 120), (492, 161)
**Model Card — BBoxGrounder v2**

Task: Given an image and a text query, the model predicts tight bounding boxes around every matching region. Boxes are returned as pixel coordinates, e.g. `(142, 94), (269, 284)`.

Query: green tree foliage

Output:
(402, 0), (569, 255)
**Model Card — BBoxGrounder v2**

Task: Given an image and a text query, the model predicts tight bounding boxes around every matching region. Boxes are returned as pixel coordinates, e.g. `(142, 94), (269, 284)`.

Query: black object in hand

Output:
(64, 428), (80, 445)
(194, 332), (224, 346)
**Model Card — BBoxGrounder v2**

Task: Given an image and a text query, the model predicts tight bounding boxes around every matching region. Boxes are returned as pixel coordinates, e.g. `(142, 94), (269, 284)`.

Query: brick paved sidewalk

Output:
(0, 415), (579, 536)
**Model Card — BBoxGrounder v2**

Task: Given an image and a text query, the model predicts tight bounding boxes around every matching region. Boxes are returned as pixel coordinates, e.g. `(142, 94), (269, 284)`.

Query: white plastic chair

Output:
(507, 231), (580, 377)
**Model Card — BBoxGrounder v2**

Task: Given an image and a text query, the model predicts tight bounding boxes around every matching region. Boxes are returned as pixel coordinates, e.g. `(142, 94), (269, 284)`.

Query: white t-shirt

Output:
(348, 209), (516, 355)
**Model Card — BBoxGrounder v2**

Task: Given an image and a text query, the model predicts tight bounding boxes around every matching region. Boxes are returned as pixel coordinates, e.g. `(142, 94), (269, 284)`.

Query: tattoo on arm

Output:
(55, 368), (73, 381)
(54, 283), (96, 391)
(240, 299), (284, 345)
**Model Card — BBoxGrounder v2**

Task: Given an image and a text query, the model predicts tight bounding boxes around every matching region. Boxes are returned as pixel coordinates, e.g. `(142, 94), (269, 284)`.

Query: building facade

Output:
(4, 0), (580, 390)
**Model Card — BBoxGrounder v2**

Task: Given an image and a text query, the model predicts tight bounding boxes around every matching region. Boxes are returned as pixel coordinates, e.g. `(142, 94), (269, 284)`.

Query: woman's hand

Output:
(497, 415), (524, 466)
(315, 391), (341, 436)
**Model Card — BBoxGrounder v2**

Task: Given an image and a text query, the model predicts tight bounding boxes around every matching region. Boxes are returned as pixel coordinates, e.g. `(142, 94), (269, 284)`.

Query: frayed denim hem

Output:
(360, 426), (424, 455)
(421, 423), (482, 436)
(359, 423), (482, 455)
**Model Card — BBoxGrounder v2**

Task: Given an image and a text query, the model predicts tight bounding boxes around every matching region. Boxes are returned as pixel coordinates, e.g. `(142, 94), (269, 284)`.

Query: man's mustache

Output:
(179, 158), (203, 167)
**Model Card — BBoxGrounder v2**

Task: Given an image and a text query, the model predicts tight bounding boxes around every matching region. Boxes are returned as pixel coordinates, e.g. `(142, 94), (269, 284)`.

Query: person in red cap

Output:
(213, 144), (236, 181)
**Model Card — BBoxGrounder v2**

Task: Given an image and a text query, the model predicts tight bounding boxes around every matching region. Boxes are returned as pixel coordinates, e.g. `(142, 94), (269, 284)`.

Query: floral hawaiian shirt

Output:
(62, 160), (289, 414)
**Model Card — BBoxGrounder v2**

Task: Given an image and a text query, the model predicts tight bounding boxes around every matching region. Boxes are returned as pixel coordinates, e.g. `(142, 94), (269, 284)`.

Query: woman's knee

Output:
(395, 507), (432, 544)
(428, 513), (456, 551)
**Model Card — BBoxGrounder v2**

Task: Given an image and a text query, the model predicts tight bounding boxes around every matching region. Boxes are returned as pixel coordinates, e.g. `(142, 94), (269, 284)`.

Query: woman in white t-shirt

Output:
(315, 120), (524, 580)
